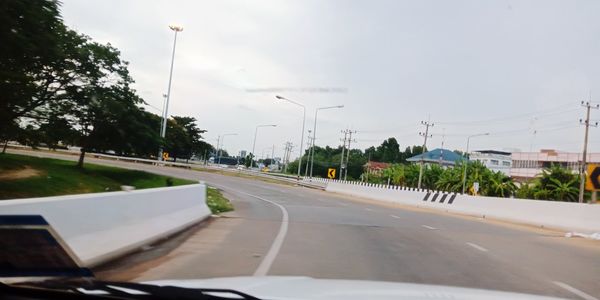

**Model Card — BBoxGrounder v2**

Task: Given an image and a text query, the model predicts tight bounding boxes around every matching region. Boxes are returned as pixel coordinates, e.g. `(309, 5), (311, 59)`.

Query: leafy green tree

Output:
(377, 138), (401, 163)
(36, 114), (77, 150)
(515, 165), (579, 201)
(1, 0), (69, 138)
(245, 153), (254, 168)
(547, 178), (579, 201)
(435, 166), (463, 192)
(486, 171), (516, 197)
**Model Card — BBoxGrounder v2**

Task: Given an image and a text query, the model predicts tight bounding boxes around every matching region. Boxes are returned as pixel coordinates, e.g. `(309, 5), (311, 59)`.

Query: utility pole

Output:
(417, 120), (433, 189)
(579, 100), (599, 203)
(215, 135), (221, 164)
(339, 129), (349, 179)
(282, 142), (293, 173)
(304, 130), (313, 177)
(344, 130), (356, 180)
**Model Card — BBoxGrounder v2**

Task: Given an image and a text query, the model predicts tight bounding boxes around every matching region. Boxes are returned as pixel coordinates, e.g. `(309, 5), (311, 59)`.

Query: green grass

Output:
(206, 187), (234, 214)
(0, 153), (195, 200)
(192, 166), (295, 186)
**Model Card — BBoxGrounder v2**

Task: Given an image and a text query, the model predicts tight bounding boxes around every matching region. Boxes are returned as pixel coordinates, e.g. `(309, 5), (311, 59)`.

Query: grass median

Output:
(0, 153), (195, 200)
(206, 186), (234, 214)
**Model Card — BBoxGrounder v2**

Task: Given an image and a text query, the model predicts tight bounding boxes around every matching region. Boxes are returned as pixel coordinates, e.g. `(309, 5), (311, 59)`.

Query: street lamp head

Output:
(275, 95), (285, 100)
(336, 105), (344, 108)
(169, 24), (184, 32)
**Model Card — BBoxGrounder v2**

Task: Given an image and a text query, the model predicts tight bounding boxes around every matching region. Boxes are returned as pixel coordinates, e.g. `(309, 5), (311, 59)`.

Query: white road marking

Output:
(421, 225), (437, 230)
(364, 208), (373, 211)
(466, 242), (488, 252)
(390, 215), (401, 219)
(553, 281), (599, 300)
(208, 184), (289, 276)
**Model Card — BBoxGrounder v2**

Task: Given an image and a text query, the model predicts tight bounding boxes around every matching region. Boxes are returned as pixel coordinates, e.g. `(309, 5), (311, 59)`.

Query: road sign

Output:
(163, 152), (169, 160)
(327, 168), (336, 179)
(585, 164), (600, 191)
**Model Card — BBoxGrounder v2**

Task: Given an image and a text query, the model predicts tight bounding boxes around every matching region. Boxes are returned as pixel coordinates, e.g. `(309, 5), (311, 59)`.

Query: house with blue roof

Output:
(406, 148), (465, 167)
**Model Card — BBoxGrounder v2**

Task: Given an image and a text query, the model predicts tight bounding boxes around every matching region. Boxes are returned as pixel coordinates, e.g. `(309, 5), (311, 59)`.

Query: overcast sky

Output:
(61, 0), (600, 159)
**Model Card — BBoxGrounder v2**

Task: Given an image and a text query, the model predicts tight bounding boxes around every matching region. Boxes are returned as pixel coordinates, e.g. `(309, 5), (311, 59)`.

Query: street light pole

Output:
(275, 96), (306, 180)
(251, 124), (276, 169)
(218, 133), (237, 165)
(310, 105), (344, 177)
(461, 133), (489, 194)
(158, 24), (183, 161)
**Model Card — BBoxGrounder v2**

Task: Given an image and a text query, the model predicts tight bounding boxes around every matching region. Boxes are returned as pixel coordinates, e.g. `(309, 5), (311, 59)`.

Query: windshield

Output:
(1, 1), (599, 300)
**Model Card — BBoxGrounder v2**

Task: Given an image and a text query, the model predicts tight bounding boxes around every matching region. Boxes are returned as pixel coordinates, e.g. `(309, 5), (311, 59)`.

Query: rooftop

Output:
(406, 148), (465, 165)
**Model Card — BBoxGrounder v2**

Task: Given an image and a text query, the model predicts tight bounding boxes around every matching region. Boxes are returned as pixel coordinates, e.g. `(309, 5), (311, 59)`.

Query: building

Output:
(239, 150), (247, 158)
(364, 161), (391, 175)
(510, 149), (600, 180)
(406, 148), (465, 167)
(469, 150), (512, 176)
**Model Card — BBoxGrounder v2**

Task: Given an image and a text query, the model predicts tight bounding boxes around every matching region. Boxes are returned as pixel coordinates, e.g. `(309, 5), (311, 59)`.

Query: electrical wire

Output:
(437, 103), (577, 126)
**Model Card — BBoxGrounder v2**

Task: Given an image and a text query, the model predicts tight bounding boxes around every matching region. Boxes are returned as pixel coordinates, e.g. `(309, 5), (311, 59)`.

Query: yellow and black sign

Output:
(162, 152), (169, 160)
(585, 164), (600, 191)
(327, 168), (336, 179)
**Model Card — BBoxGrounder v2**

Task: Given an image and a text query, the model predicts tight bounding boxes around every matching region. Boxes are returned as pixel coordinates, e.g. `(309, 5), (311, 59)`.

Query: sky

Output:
(60, 0), (600, 159)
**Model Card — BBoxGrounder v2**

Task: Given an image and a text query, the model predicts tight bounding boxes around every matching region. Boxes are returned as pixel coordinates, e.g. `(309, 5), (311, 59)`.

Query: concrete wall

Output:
(0, 184), (210, 267)
(326, 180), (600, 234)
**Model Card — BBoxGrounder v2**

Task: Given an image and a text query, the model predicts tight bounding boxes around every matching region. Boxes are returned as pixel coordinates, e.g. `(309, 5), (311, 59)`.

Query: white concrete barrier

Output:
(0, 184), (210, 267)
(326, 181), (600, 234)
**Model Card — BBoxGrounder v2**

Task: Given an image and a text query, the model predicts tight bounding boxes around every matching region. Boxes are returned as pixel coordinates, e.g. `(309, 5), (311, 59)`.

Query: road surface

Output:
(8, 149), (600, 299)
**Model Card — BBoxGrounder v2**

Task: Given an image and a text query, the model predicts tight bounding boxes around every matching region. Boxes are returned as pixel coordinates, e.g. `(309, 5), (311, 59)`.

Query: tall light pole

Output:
(158, 24), (183, 161)
(310, 105), (344, 177)
(218, 133), (238, 165)
(251, 124), (277, 169)
(275, 95), (306, 179)
(461, 133), (489, 194)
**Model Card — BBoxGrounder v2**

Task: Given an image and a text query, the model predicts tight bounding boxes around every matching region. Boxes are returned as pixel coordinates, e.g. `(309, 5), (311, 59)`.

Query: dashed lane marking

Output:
(466, 242), (488, 252)
(553, 281), (598, 300)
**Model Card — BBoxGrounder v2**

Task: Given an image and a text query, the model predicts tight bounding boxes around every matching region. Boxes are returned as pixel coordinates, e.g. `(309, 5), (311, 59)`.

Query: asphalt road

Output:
(8, 150), (600, 299)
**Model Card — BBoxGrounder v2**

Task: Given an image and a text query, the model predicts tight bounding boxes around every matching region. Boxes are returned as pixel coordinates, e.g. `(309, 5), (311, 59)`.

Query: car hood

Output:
(145, 276), (564, 300)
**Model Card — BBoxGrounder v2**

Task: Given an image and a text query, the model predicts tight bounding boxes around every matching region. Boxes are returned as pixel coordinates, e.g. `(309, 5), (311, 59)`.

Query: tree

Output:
(0, 0), (69, 138)
(435, 166), (463, 192)
(547, 178), (579, 201)
(55, 36), (142, 167)
(377, 138), (401, 163)
(486, 171), (516, 197)
(245, 153), (254, 168)
(36, 113), (77, 150)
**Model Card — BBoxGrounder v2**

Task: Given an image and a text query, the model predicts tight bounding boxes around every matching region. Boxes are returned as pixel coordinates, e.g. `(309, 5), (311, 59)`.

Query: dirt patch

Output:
(0, 166), (44, 180)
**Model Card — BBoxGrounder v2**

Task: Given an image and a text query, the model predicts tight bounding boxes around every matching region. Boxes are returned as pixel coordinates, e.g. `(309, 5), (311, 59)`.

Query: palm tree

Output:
(435, 167), (462, 192)
(547, 177), (579, 201)
(487, 172), (517, 197)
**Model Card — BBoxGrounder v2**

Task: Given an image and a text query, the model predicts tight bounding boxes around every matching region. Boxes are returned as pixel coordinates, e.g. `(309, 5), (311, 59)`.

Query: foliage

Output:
(0, 153), (194, 200)
(1, 1), (212, 167)
(206, 187), (234, 214)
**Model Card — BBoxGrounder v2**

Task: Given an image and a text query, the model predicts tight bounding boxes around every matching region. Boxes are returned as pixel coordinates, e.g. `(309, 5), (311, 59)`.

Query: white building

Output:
(470, 150), (512, 176)
(510, 149), (600, 179)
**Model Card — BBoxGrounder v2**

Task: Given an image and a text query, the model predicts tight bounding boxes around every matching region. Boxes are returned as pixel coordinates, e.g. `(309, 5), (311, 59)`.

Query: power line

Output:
(437, 103), (577, 126)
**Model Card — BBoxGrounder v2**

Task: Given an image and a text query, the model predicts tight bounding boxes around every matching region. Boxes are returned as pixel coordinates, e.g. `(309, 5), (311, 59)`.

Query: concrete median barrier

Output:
(0, 183), (210, 267)
(325, 180), (600, 234)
